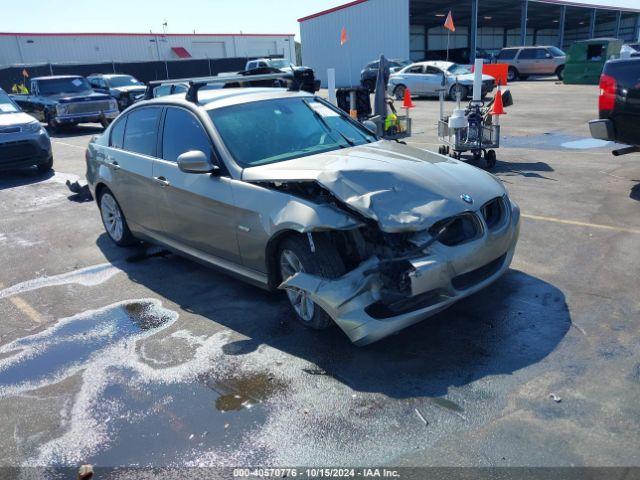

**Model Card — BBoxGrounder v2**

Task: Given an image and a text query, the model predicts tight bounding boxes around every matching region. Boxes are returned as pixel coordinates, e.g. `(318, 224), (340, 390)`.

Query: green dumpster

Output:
(563, 38), (622, 85)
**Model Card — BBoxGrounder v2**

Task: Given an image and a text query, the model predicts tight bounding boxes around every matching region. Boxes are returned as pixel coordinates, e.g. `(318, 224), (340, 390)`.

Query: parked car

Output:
(245, 58), (295, 73)
(387, 61), (495, 101)
(0, 88), (52, 172)
(87, 74), (146, 110)
(86, 86), (520, 346)
(10, 75), (119, 131)
(360, 58), (410, 92)
(589, 57), (640, 154)
(622, 43), (640, 58)
(495, 46), (566, 81)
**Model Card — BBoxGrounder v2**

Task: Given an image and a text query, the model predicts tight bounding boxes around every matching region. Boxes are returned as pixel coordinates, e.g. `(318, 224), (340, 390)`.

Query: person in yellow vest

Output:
(11, 83), (28, 94)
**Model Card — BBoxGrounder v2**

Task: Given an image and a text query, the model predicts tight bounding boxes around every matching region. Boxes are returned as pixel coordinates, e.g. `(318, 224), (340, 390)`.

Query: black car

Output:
(87, 74), (147, 110)
(589, 57), (640, 155)
(360, 59), (410, 92)
(10, 76), (119, 131)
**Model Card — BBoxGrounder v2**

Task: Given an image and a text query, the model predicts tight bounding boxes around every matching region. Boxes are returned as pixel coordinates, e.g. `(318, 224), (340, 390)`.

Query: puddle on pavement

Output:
(502, 132), (617, 151)
(0, 299), (284, 467)
(0, 263), (121, 300)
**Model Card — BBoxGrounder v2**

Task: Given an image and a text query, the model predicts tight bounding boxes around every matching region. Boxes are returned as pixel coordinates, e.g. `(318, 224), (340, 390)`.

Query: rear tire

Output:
(98, 188), (136, 246)
(507, 67), (519, 82)
(278, 235), (346, 330)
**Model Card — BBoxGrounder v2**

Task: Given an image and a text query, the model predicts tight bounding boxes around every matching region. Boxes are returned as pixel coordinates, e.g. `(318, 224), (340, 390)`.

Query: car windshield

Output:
(0, 91), (20, 114)
(109, 75), (143, 87)
(448, 64), (471, 75)
(548, 46), (566, 57)
(209, 97), (376, 167)
(37, 77), (92, 95)
(268, 59), (290, 69)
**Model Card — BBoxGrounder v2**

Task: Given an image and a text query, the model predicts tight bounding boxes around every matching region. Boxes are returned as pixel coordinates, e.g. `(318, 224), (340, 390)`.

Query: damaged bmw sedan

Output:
(86, 86), (520, 345)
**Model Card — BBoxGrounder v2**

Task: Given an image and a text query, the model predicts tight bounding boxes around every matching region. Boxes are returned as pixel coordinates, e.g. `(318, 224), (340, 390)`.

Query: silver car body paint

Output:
(0, 99), (52, 170)
(86, 88), (520, 345)
(387, 61), (495, 99)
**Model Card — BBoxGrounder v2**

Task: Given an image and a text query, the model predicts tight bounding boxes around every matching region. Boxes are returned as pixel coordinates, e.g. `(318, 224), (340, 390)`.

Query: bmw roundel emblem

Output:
(461, 194), (474, 204)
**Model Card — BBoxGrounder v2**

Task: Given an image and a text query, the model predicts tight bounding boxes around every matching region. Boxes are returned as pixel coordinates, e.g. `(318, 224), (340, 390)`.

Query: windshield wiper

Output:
(302, 100), (354, 147)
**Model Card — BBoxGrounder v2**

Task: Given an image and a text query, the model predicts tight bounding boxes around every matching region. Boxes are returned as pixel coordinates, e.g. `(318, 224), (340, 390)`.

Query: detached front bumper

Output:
(589, 119), (614, 141)
(281, 200), (521, 346)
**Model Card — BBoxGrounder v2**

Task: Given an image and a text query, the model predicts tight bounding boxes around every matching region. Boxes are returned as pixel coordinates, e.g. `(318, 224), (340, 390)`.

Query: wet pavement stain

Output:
(502, 132), (622, 151)
(0, 299), (276, 466)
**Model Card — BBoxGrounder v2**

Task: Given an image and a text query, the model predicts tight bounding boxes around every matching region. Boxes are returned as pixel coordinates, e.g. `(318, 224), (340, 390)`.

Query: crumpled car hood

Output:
(242, 141), (507, 233)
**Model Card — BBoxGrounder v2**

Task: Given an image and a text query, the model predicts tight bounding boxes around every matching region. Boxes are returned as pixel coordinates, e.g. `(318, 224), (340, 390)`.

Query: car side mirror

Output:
(177, 150), (219, 175)
(362, 120), (377, 134)
(546, 53), (552, 58)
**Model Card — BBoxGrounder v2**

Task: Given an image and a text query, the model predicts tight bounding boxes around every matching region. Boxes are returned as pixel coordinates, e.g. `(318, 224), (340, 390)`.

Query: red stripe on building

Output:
(171, 47), (192, 58)
(298, 0), (369, 22)
(0, 32), (294, 37)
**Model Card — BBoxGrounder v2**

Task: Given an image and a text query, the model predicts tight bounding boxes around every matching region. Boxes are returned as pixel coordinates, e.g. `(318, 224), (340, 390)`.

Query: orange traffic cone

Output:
(403, 88), (415, 109)
(489, 87), (506, 116)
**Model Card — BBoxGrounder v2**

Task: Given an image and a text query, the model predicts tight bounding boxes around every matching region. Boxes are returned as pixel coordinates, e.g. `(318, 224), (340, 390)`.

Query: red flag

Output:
(340, 27), (348, 46)
(22, 68), (29, 78)
(444, 11), (455, 32)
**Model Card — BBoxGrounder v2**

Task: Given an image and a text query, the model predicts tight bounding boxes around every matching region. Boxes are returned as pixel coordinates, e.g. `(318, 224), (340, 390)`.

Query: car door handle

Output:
(153, 176), (170, 187)
(110, 161), (120, 170)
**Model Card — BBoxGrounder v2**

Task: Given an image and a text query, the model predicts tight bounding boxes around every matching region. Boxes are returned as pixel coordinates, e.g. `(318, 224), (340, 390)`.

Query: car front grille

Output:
(430, 213), (482, 246)
(0, 140), (37, 161)
(481, 197), (506, 229)
(0, 126), (21, 134)
(64, 100), (113, 115)
(451, 253), (507, 290)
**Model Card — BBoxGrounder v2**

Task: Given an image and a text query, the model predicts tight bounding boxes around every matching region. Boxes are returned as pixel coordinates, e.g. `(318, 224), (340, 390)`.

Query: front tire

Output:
(278, 235), (345, 330)
(556, 65), (565, 81)
(449, 84), (468, 101)
(393, 84), (406, 101)
(507, 67), (519, 82)
(363, 79), (375, 93)
(98, 188), (136, 246)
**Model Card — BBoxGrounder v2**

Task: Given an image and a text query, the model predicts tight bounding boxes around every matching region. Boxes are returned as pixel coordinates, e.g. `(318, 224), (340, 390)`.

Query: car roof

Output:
(32, 75), (84, 81)
(141, 87), (313, 111)
(408, 61), (454, 69)
(89, 73), (133, 78)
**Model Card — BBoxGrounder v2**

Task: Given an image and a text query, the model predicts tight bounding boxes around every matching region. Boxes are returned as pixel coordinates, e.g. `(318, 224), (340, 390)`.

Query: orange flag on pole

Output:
(340, 27), (348, 46)
(444, 11), (455, 32)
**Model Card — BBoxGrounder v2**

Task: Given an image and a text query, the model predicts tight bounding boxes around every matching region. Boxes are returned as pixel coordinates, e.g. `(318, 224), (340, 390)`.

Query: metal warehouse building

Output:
(0, 32), (295, 68)
(299, 0), (640, 86)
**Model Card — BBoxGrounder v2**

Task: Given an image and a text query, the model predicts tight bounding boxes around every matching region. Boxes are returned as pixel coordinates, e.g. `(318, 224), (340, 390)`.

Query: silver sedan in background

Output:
(0, 88), (52, 173)
(388, 61), (496, 101)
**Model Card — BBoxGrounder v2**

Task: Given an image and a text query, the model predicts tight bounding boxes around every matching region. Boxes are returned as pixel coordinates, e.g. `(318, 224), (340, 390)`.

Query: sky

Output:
(2, 0), (637, 38)
(0, 0), (349, 40)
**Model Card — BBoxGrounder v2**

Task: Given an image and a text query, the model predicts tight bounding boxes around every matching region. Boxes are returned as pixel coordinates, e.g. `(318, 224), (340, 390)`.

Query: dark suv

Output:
(87, 74), (146, 110)
(589, 57), (640, 155)
(360, 59), (410, 92)
(496, 46), (566, 81)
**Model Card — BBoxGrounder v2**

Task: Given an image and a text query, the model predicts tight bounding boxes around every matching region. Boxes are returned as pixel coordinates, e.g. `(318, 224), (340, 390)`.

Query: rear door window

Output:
(109, 115), (127, 149)
(123, 107), (161, 157)
(498, 49), (518, 60)
(161, 107), (213, 162)
(518, 49), (537, 60)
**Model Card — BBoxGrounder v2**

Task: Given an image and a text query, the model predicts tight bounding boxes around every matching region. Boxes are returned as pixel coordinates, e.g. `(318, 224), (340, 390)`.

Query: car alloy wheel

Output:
(394, 85), (406, 101)
(100, 192), (124, 242)
(279, 248), (315, 322)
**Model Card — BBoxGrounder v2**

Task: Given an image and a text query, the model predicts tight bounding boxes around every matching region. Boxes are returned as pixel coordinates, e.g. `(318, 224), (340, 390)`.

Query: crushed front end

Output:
(280, 195), (520, 345)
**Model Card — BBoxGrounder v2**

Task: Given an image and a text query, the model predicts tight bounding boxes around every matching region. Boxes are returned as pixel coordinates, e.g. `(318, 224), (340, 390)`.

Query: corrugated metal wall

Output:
(300, 0), (410, 87)
(0, 34), (295, 68)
